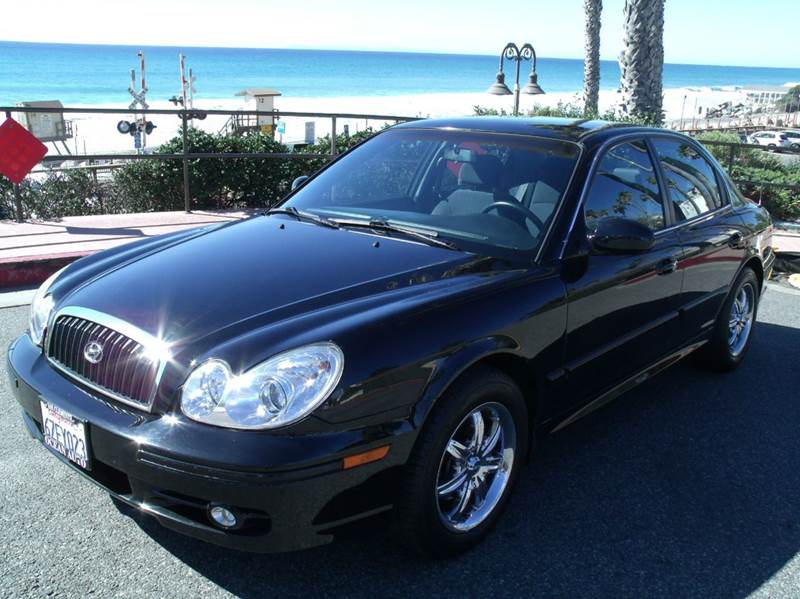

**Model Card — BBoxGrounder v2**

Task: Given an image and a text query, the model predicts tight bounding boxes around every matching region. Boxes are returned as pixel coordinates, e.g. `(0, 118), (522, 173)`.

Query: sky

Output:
(0, 0), (797, 68)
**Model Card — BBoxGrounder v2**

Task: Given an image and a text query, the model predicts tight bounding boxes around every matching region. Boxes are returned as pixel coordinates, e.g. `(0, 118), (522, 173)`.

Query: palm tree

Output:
(777, 85), (800, 113)
(583, 0), (603, 115)
(619, 0), (666, 123)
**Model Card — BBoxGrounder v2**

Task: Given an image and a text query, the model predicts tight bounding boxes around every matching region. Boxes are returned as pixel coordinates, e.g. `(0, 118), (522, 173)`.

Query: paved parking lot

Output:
(1, 285), (799, 598)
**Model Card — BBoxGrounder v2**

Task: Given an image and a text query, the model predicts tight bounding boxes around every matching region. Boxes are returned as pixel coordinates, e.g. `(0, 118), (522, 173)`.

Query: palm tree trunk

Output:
(583, 0), (603, 116)
(619, 0), (666, 124)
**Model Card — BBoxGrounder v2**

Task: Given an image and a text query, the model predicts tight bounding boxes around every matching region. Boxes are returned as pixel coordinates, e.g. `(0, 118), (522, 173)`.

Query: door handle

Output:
(728, 232), (744, 249)
(655, 257), (678, 275)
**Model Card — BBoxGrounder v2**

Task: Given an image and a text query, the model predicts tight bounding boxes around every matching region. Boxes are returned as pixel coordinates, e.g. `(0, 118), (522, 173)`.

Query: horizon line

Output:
(2, 39), (799, 72)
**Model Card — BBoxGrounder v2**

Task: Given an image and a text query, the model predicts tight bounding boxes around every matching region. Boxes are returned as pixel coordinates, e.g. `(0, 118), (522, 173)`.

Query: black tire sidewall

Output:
(397, 367), (529, 557)
(706, 268), (760, 370)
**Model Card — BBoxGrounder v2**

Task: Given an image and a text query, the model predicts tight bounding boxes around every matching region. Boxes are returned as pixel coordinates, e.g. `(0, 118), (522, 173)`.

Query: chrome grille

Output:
(47, 313), (160, 410)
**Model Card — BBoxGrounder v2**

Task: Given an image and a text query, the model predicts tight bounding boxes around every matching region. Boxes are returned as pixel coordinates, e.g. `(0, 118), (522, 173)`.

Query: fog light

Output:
(209, 505), (237, 528)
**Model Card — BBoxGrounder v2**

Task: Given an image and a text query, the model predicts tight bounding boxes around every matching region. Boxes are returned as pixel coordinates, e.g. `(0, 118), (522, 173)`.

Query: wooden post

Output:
(727, 144), (735, 173)
(4, 110), (24, 222)
(182, 110), (191, 213)
(13, 183), (23, 222)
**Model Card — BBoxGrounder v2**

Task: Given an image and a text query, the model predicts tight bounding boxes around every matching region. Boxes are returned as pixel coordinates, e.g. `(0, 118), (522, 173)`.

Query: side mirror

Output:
(589, 217), (655, 253)
(291, 175), (309, 191)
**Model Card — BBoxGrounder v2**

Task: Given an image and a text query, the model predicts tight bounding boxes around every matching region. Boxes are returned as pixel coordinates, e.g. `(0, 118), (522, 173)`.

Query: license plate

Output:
(40, 400), (91, 469)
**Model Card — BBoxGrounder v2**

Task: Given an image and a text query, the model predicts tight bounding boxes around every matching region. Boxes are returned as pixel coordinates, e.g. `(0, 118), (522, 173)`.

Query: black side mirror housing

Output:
(589, 217), (655, 253)
(291, 175), (309, 191)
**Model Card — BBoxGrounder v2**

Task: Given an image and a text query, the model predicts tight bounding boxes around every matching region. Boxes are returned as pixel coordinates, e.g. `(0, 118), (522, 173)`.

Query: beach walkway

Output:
(0, 209), (254, 289)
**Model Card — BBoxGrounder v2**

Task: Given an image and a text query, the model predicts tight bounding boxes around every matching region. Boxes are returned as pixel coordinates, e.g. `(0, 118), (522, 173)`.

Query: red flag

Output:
(0, 118), (48, 184)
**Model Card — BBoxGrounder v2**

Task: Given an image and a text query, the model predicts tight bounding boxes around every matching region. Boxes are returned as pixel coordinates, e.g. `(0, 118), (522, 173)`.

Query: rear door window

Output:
(651, 138), (723, 221)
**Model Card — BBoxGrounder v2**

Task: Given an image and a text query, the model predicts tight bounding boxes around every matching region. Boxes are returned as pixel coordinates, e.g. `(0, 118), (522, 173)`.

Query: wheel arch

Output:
(714, 256), (763, 323)
(412, 340), (542, 457)
(739, 255), (764, 294)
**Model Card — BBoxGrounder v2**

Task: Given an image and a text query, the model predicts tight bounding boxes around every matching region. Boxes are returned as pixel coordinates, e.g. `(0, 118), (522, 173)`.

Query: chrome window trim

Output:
(44, 306), (167, 412)
(653, 204), (732, 237)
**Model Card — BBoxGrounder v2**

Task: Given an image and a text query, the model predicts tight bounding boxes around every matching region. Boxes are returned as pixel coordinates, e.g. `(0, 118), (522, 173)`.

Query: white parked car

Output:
(747, 131), (792, 151)
(782, 130), (800, 151)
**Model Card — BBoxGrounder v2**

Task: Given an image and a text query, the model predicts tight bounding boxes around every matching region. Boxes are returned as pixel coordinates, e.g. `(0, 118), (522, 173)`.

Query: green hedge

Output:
(696, 132), (800, 220)
(107, 129), (309, 213)
(0, 170), (107, 220)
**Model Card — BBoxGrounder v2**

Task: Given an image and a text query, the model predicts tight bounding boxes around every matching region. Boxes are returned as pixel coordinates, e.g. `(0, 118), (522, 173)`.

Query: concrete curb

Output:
(0, 251), (89, 289)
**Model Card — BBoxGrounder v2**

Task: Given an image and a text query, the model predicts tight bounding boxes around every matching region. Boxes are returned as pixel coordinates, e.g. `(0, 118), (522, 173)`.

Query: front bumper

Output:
(7, 334), (416, 553)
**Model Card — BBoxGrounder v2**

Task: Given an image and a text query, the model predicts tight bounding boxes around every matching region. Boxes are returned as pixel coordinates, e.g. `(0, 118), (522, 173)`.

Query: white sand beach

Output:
(46, 87), (754, 155)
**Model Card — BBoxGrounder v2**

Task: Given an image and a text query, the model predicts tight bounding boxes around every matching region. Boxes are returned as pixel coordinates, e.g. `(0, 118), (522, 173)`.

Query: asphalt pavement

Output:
(1, 284), (799, 598)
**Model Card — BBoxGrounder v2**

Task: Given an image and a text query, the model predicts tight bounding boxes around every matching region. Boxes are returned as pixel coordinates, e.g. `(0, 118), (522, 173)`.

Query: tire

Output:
(395, 366), (529, 557)
(695, 267), (759, 372)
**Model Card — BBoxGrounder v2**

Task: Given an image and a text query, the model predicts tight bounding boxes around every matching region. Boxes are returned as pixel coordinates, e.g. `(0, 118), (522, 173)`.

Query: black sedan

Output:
(7, 117), (774, 557)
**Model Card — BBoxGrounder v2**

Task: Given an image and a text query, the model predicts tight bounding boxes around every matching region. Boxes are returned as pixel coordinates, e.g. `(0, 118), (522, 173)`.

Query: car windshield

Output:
(283, 128), (580, 258)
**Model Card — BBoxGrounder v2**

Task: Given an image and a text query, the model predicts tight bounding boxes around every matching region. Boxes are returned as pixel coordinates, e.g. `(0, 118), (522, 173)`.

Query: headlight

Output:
(180, 343), (344, 430)
(29, 267), (65, 346)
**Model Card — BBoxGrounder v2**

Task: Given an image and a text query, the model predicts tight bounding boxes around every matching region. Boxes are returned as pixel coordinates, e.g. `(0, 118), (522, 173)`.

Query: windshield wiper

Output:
(331, 217), (459, 250)
(266, 207), (340, 229)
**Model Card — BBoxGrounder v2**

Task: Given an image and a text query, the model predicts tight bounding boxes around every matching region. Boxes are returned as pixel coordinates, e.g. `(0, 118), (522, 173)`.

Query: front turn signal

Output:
(342, 445), (390, 470)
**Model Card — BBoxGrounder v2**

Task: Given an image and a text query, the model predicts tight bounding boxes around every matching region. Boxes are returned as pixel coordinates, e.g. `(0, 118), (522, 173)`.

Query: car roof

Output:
(393, 116), (667, 146)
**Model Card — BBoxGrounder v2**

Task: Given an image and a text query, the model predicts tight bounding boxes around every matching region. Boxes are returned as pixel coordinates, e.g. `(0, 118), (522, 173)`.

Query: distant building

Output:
(739, 85), (791, 109)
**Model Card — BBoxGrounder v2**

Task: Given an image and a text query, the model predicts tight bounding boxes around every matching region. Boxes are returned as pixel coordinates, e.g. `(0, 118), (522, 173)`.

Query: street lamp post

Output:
(487, 43), (545, 116)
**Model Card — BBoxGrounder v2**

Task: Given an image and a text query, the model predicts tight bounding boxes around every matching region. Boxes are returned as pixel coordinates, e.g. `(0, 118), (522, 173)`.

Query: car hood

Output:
(58, 215), (478, 352)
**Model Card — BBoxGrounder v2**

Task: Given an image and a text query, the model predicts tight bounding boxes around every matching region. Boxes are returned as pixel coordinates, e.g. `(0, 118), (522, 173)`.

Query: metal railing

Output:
(695, 139), (800, 200)
(1, 105), (419, 221)
(668, 109), (800, 133)
(1, 106), (798, 223)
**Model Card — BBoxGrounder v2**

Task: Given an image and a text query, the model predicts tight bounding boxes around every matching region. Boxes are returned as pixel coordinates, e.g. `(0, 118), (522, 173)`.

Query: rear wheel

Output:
(695, 267), (759, 371)
(395, 367), (528, 557)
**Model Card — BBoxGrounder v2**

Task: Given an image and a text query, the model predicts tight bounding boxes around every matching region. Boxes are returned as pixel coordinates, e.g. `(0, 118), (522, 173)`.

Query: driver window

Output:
(584, 140), (665, 232)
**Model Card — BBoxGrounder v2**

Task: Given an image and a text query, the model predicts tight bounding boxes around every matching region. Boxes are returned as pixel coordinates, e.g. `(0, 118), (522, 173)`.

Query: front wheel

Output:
(395, 367), (528, 557)
(695, 267), (759, 371)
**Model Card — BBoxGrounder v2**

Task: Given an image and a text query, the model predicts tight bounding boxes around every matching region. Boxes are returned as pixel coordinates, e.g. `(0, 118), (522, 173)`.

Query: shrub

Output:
(777, 85), (800, 113)
(473, 101), (660, 126)
(695, 132), (800, 220)
(105, 127), (386, 214)
(107, 129), (307, 213)
(1, 170), (105, 220)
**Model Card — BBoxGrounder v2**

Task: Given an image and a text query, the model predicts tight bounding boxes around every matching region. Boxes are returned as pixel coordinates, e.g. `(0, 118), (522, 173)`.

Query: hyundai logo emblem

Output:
(83, 341), (104, 364)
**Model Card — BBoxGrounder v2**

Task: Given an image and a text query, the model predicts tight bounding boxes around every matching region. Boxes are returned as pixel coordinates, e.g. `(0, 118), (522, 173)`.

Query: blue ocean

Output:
(1, 41), (799, 106)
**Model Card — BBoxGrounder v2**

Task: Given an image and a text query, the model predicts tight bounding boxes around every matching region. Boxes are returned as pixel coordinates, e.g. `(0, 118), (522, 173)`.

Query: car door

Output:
(649, 136), (748, 338)
(561, 138), (684, 408)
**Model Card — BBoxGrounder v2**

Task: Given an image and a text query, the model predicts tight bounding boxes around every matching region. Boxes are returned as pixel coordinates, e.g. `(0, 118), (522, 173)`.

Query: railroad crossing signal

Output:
(128, 52), (149, 111)
(125, 51), (153, 152)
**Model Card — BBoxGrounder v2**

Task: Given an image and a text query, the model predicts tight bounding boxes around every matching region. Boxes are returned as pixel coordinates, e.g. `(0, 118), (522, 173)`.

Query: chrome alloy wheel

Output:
(728, 282), (755, 357)
(435, 402), (516, 532)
